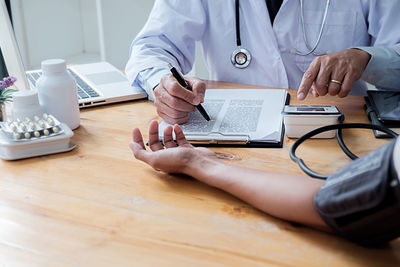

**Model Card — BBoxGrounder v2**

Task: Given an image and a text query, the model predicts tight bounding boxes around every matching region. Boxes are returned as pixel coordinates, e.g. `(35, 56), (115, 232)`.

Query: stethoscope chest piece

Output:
(231, 47), (251, 68)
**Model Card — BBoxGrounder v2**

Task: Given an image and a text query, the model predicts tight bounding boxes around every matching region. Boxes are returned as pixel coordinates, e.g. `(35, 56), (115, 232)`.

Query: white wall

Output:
(96, 0), (208, 78)
(13, 0), (90, 68)
(80, 0), (100, 54)
(96, 0), (154, 69)
(12, 0), (208, 79)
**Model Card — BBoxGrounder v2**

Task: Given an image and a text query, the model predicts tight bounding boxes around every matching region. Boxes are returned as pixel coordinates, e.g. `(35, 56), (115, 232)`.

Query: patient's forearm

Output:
(185, 157), (329, 230)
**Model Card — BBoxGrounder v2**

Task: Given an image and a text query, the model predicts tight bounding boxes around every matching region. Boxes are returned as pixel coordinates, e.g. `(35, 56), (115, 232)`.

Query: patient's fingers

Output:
(130, 128), (152, 163)
(163, 126), (177, 148)
(148, 120), (164, 151)
(174, 125), (193, 148)
(129, 141), (151, 162)
(132, 128), (145, 149)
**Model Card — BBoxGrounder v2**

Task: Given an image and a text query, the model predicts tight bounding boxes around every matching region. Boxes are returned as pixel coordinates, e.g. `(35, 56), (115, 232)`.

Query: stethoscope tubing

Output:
(295, 0), (331, 56)
(235, 0), (242, 47)
(290, 122), (398, 179)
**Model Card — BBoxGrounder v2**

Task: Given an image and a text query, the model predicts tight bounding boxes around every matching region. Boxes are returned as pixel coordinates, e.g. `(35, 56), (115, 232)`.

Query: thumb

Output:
(187, 77), (206, 103)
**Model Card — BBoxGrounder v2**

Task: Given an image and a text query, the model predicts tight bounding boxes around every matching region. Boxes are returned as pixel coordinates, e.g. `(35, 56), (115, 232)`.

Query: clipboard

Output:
(188, 128), (286, 148)
(160, 91), (290, 148)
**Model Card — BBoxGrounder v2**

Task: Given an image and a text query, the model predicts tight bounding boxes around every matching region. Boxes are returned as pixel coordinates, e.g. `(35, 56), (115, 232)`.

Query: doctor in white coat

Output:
(126, 0), (400, 124)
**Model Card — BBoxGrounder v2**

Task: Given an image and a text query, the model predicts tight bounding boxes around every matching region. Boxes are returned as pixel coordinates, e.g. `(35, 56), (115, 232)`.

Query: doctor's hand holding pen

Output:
(297, 48), (371, 100)
(153, 74), (206, 125)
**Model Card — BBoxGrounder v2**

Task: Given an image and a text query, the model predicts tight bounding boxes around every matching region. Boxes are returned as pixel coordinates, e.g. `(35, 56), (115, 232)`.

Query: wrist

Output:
(351, 48), (371, 69)
(184, 154), (225, 186)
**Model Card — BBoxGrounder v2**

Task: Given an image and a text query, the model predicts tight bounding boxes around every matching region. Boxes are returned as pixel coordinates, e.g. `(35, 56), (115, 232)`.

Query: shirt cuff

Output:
(136, 68), (170, 101)
(392, 45), (400, 56)
(354, 46), (398, 85)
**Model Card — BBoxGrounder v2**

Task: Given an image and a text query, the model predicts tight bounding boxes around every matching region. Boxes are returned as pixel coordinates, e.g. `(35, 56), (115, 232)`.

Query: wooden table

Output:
(1, 82), (399, 266)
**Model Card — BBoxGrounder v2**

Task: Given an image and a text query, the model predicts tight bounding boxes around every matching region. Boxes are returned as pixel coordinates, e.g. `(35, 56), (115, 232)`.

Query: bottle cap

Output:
(41, 59), (67, 74)
(12, 89), (43, 119)
(13, 89), (41, 109)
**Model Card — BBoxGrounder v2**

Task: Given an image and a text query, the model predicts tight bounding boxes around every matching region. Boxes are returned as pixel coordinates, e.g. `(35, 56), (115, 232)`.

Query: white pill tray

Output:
(0, 115), (75, 160)
(1, 114), (63, 141)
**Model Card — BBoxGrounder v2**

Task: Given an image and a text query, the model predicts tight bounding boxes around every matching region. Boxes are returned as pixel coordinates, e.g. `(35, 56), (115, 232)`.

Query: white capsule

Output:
(39, 121), (45, 128)
(10, 124), (17, 132)
(52, 127), (59, 133)
(43, 129), (50, 136)
(34, 115), (40, 121)
(48, 120), (55, 126)
(34, 131), (40, 137)
(16, 118), (21, 123)
(30, 124), (36, 130)
(43, 113), (48, 119)
(6, 119), (12, 125)
(14, 133), (21, 139)
(24, 132), (31, 139)
(20, 124), (27, 131)
(25, 117), (31, 122)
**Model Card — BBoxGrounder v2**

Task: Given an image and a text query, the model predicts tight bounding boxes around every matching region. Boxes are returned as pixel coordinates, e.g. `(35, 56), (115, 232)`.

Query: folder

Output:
(159, 89), (289, 148)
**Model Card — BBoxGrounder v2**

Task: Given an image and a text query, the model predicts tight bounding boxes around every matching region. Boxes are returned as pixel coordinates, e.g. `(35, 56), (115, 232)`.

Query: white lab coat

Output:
(126, 0), (400, 95)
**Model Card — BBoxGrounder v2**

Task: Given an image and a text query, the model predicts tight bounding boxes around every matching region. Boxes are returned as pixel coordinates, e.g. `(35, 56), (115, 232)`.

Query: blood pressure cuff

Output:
(314, 138), (400, 246)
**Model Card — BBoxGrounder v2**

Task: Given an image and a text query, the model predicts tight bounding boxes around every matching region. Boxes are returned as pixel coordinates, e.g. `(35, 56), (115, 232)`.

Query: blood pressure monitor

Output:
(284, 105), (340, 114)
(283, 105), (342, 138)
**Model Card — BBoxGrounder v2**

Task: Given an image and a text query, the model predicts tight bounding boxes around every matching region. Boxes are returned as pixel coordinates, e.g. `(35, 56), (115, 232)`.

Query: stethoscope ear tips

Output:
(231, 47), (251, 68)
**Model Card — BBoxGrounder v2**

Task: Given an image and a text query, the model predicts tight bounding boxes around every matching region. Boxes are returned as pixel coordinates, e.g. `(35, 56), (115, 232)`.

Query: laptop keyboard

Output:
(26, 69), (100, 100)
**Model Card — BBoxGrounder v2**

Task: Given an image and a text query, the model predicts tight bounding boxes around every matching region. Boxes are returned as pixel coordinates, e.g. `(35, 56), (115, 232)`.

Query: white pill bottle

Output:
(36, 59), (80, 130)
(12, 89), (43, 120)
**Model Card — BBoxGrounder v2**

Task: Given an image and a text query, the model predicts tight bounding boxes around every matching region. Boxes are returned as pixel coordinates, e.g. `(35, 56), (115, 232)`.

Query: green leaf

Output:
(0, 89), (17, 102)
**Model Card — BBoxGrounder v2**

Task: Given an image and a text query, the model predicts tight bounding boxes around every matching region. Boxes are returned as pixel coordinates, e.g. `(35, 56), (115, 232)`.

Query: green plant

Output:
(0, 76), (18, 103)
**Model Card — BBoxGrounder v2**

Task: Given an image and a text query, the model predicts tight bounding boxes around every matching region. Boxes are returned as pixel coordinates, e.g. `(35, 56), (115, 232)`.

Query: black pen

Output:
(168, 63), (210, 121)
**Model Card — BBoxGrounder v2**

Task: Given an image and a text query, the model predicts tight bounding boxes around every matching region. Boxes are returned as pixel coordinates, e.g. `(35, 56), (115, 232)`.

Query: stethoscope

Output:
(231, 0), (331, 69)
(231, 0), (252, 68)
(290, 116), (398, 179)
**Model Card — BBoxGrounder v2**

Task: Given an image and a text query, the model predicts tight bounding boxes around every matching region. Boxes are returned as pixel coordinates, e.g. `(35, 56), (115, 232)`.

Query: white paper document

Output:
(159, 89), (288, 144)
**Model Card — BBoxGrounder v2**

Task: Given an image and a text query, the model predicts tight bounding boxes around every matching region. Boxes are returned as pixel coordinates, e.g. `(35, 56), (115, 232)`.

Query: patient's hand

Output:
(129, 120), (217, 174)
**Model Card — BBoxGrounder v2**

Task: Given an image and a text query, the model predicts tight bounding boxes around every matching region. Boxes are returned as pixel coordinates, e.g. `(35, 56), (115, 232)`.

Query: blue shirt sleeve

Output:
(355, 1), (400, 90)
(356, 45), (400, 90)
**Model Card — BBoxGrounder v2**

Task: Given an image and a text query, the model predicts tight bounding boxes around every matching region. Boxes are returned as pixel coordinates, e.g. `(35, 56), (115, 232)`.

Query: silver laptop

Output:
(0, 0), (146, 108)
